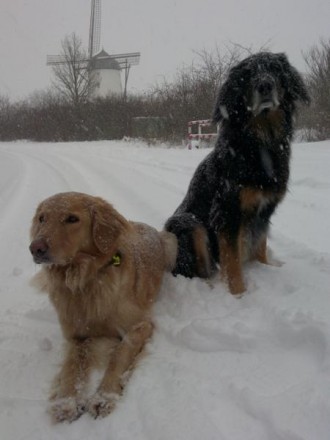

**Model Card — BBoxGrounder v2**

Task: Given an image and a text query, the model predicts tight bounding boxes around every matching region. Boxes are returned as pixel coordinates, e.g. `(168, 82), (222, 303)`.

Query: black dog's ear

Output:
(212, 92), (223, 123)
(212, 65), (248, 123)
(277, 53), (310, 105)
(212, 81), (231, 123)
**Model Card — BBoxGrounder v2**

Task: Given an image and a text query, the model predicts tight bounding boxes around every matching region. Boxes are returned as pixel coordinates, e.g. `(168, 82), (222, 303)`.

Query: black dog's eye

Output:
(65, 215), (80, 224)
(39, 215), (45, 223)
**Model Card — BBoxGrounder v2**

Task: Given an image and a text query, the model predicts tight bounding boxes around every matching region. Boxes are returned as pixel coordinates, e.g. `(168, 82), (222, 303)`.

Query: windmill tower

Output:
(47, 0), (140, 99)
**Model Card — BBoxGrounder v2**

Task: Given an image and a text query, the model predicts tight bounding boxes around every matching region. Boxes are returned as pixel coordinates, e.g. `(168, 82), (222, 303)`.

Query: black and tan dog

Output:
(165, 52), (310, 295)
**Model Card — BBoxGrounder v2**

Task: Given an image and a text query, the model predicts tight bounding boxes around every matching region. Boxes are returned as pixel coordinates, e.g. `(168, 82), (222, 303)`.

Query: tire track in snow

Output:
(0, 151), (27, 227)
(49, 149), (184, 227)
(1, 141), (330, 439)
(2, 142), (202, 228)
(0, 150), (38, 283)
(0, 147), (91, 284)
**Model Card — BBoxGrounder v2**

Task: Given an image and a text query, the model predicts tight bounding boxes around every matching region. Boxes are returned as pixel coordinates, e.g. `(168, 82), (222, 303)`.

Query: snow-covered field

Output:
(1, 139), (330, 440)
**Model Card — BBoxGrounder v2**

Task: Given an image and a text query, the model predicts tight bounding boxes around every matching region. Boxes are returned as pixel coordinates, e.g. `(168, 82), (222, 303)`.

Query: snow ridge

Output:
(0, 140), (330, 439)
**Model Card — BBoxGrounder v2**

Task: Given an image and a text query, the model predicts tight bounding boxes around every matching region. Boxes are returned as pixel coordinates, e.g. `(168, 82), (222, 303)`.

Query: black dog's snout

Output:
(29, 238), (49, 262)
(257, 78), (275, 96)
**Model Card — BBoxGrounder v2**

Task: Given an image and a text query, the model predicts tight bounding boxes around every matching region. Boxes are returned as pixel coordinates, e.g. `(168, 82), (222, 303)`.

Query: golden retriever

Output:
(29, 192), (177, 422)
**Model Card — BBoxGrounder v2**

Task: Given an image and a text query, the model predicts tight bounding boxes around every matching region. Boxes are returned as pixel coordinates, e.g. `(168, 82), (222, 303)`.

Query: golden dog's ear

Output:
(91, 198), (128, 254)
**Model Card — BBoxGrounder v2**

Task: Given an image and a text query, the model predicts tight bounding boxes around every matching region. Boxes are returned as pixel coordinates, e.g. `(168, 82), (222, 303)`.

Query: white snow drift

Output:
(0, 140), (330, 440)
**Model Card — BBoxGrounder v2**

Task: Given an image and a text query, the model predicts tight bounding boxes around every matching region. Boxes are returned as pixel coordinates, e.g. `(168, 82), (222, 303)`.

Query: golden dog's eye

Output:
(39, 215), (45, 223)
(65, 215), (80, 224)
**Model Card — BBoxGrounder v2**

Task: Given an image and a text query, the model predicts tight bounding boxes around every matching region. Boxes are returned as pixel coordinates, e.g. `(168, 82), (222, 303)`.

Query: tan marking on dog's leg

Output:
(254, 234), (269, 264)
(240, 187), (263, 211)
(88, 321), (153, 418)
(193, 226), (212, 278)
(219, 234), (246, 295)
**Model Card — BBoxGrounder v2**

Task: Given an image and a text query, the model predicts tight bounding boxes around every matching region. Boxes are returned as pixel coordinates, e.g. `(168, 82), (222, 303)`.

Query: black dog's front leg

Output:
(210, 191), (246, 295)
(218, 232), (246, 295)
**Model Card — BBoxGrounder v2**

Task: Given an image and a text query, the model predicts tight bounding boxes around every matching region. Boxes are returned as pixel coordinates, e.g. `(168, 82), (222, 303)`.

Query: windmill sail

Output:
(47, 0), (140, 98)
(89, 0), (101, 59)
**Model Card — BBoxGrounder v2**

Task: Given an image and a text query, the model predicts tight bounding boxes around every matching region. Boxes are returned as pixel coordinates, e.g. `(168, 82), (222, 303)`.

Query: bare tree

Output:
(0, 95), (12, 140)
(303, 39), (330, 139)
(193, 44), (244, 96)
(148, 44), (248, 140)
(51, 33), (98, 107)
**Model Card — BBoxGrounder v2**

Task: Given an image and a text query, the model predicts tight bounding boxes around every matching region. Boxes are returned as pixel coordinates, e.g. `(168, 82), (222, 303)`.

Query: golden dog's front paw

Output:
(87, 391), (120, 419)
(48, 397), (85, 423)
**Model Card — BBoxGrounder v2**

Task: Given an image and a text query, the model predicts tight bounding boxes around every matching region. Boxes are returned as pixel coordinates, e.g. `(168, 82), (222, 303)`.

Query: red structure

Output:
(187, 119), (218, 148)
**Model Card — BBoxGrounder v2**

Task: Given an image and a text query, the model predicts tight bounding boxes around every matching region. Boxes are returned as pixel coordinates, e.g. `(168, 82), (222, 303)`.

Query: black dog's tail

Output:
(165, 213), (215, 279)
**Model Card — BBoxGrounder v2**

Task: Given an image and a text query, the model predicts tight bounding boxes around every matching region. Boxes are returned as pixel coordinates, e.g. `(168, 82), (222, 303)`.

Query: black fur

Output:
(165, 52), (310, 294)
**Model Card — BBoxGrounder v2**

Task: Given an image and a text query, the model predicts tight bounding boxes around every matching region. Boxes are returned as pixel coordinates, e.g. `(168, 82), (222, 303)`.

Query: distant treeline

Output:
(0, 90), (216, 144)
(0, 94), (143, 142)
(1, 41), (329, 143)
(0, 92), (214, 143)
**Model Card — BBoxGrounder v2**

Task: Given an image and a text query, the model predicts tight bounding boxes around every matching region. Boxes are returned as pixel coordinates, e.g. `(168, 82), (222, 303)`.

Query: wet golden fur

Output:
(30, 192), (177, 422)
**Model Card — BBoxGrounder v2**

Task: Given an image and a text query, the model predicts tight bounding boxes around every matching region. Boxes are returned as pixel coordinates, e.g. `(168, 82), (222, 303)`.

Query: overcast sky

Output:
(0, 0), (329, 100)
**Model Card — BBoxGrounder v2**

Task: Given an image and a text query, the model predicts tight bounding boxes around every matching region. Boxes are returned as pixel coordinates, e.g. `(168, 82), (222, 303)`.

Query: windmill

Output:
(47, 0), (140, 99)
(88, 0), (102, 60)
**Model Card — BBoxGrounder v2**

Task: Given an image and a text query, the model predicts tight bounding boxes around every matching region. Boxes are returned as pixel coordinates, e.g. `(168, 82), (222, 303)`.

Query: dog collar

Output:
(110, 253), (121, 267)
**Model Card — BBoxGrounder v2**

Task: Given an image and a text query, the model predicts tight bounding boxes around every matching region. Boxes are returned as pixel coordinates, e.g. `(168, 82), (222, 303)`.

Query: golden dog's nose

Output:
(29, 238), (49, 263)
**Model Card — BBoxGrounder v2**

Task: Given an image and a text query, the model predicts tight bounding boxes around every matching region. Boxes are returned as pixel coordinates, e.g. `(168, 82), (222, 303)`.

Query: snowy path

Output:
(0, 140), (330, 440)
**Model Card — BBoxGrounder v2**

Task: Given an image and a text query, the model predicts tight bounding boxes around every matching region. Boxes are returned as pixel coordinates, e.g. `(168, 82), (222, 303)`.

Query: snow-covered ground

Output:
(1, 139), (330, 440)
